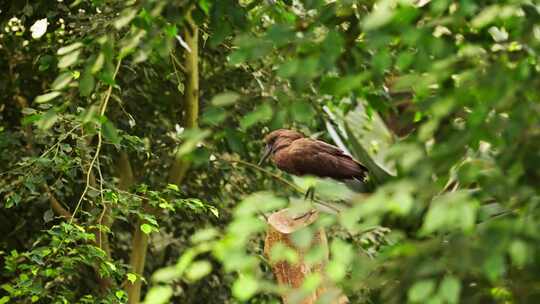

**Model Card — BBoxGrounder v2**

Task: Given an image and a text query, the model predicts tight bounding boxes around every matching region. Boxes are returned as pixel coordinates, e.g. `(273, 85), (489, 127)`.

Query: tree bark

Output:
(168, 13), (199, 187)
(264, 209), (349, 304)
(126, 212), (150, 304)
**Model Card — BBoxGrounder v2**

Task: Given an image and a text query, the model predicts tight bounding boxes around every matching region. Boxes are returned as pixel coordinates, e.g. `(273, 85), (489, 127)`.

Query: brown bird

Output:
(259, 129), (369, 194)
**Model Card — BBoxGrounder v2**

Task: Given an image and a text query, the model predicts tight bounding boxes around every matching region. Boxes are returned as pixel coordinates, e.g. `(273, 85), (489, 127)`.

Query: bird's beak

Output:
(258, 144), (272, 166)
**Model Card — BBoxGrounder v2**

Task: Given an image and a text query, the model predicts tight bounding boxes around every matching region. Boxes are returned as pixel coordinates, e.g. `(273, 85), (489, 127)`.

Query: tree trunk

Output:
(264, 209), (349, 304)
(127, 10), (199, 304)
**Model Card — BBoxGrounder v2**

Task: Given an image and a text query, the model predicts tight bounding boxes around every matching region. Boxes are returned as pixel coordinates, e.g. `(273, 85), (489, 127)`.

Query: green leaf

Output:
(51, 72), (74, 90)
(290, 100), (313, 123)
(36, 110), (58, 130)
(119, 30), (145, 58)
(198, 0), (210, 15)
(152, 266), (180, 283)
(202, 107), (227, 125)
(190, 228), (218, 243)
(126, 273), (137, 284)
(438, 276), (461, 304)
(211, 92), (240, 106)
(483, 254), (506, 282)
(91, 53), (105, 74)
(114, 8), (138, 29)
(509, 240), (528, 267)
(0, 296), (10, 304)
(302, 273), (323, 292)
(174, 129), (211, 158)
(57, 42), (83, 55)
(363, 3), (395, 30)
(79, 70), (95, 97)
(408, 280), (436, 303)
(235, 191), (286, 216)
(232, 275), (258, 300)
(164, 25), (177, 37)
(142, 286), (173, 304)
(208, 206), (219, 218)
(421, 192), (478, 234)
(343, 122), (393, 185)
(471, 5), (500, 28)
(35, 91), (61, 103)
(166, 184), (180, 192)
(58, 50), (81, 69)
(140, 223), (153, 234)
(102, 120), (121, 145)
(115, 290), (125, 300)
(239, 103), (273, 130)
(185, 260), (212, 281)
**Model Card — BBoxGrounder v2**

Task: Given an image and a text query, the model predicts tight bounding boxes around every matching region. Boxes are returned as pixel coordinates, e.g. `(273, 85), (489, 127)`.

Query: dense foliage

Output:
(1, 0), (539, 303)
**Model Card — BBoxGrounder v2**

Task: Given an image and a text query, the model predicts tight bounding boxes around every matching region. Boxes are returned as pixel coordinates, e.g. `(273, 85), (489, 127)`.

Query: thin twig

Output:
(69, 59), (122, 225)
(0, 124), (81, 177)
(96, 157), (107, 250)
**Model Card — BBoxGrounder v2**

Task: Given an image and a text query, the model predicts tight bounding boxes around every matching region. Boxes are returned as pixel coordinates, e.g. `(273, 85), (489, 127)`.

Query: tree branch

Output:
(127, 10), (199, 304)
(44, 185), (72, 220)
(167, 11), (199, 187)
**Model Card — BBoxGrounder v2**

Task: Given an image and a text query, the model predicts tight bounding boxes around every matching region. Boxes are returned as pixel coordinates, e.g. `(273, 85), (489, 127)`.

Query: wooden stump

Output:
(264, 208), (348, 304)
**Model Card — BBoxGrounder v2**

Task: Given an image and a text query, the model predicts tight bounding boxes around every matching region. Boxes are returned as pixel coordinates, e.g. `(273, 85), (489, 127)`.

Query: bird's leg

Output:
(293, 186), (317, 220)
(304, 186), (315, 202)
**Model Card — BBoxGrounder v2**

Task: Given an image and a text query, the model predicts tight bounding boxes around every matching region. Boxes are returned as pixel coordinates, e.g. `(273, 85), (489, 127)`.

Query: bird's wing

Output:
(287, 138), (368, 180)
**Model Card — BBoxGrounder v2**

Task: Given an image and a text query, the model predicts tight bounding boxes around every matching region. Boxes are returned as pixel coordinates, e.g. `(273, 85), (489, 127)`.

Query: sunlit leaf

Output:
(438, 276), (461, 304)
(114, 8), (138, 29)
(363, 3), (395, 30)
(140, 223), (153, 234)
(35, 91), (61, 104)
(35, 110), (58, 130)
(211, 92), (240, 106)
(190, 228), (218, 243)
(239, 103), (273, 130)
(126, 273), (137, 284)
(142, 286), (173, 304)
(232, 275), (258, 300)
(408, 280), (435, 303)
(91, 53), (105, 74)
(509, 240), (528, 268)
(174, 129), (211, 158)
(57, 50), (81, 69)
(185, 260), (212, 281)
(51, 72), (74, 90)
(57, 42), (83, 55)
(151, 266), (180, 283)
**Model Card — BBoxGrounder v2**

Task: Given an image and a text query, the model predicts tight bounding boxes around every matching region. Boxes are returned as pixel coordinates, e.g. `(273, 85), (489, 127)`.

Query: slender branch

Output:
(221, 156), (303, 193)
(44, 185), (73, 220)
(70, 59), (122, 225)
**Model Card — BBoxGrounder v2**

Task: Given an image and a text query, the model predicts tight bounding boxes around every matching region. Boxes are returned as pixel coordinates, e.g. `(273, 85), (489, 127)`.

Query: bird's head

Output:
(259, 129), (304, 165)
